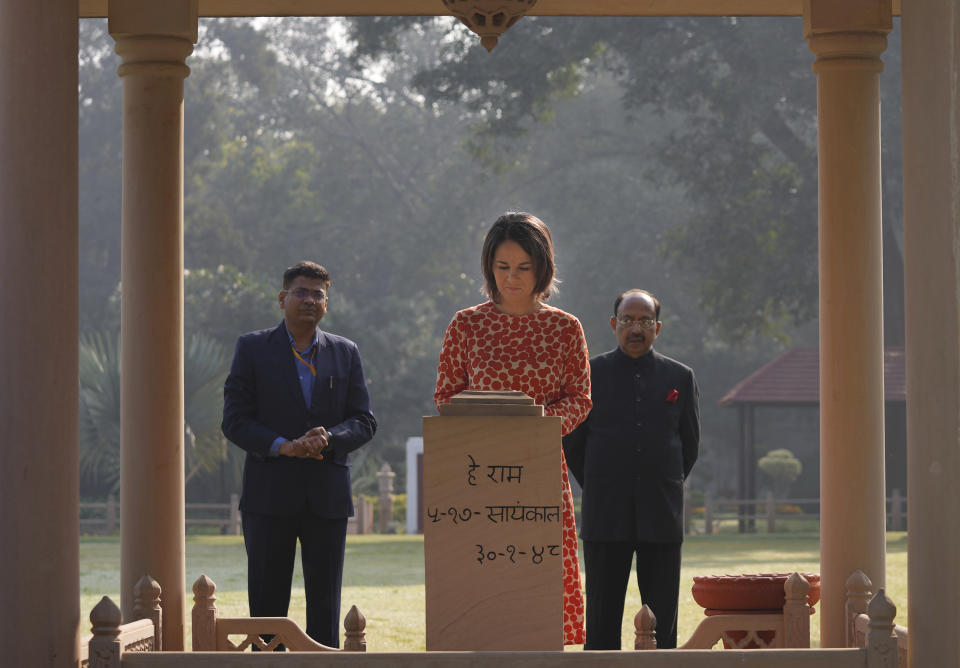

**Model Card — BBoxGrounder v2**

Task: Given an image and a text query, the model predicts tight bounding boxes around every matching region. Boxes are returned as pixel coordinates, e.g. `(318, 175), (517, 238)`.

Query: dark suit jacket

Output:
(222, 322), (376, 518)
(563, 348), (699, 543)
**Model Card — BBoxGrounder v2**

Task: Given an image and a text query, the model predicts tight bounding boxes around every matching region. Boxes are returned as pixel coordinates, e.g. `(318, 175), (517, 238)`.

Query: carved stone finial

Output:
(91, 596), (123, 636)
(345, 604), (366, 631)
(192, 574), (218, 651)
(783, 573), (811, 648)
(90, 596), (123, 667)
(866, 587), (898, 667)
(868, 587), (897, 628)
(133, 574), (163, 650)
(784, 572), (811, 601)
(846, 569), (873, 594)
(845, 569), (874, 648)
(441, 0), (538, 51)
(344, 605), (367, 651)
(134, 574), (161, 606)
(634, 604), (657, 650)
(193, 573), (216, 601)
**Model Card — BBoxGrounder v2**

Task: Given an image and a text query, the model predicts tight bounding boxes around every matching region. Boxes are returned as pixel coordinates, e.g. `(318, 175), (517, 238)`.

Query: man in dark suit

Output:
(563, 289), (699, 649)
(222, 261), (376, 648)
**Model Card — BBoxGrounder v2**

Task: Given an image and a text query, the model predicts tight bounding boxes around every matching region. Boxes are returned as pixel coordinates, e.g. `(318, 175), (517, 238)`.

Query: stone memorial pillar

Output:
(423, 391), (563, 650)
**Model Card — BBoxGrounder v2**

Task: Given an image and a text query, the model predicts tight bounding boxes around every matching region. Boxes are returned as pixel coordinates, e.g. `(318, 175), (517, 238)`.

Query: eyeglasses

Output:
(286, 287), (327, 301)
(616, 317), (657, 329)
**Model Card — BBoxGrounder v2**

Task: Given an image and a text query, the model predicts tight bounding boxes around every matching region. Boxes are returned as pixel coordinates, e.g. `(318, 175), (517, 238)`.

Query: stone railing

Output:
(80, 573), (365, 664)
(81, 570), (903, 668)
(191, 574), (366, 652)
(633, 572), (813, 650)
(79, 575), (161, 668)
(634, 570), (901, 668)
(846, 570), (908, 668)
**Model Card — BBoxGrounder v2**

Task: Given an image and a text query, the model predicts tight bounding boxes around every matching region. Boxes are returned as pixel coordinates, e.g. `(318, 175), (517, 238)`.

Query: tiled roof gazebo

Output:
(719, 347), (906, 531)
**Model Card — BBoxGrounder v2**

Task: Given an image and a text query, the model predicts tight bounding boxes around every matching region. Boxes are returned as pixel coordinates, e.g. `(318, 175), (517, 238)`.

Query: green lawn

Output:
(80, 531), (908, 651)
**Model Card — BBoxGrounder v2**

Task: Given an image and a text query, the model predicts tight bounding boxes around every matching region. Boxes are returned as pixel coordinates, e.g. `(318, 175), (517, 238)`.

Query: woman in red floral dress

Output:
(434, 212), (591, 646)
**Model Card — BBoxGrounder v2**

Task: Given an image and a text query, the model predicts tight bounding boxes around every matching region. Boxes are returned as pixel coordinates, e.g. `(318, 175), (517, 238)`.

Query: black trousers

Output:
(583, 540), (683, 650)
(242, 511), (348, 648)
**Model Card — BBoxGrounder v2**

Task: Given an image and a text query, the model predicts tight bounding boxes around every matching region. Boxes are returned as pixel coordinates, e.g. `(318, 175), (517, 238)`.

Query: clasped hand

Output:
(279, 426), (329, 459)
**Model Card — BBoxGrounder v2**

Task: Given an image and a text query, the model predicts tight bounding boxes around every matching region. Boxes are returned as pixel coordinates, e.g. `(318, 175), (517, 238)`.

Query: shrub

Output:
(758, 448), (803, 498)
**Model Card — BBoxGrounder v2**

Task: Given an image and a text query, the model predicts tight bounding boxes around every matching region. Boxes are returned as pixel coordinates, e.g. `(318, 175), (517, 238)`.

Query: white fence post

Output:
(106, 494), (117, 534)
(377, 463), (396, 533)
(890, 489), (904, 531)
(766, 491), (776, 533)
(229, 493), (241, 535)
(704, 491), (714, 535)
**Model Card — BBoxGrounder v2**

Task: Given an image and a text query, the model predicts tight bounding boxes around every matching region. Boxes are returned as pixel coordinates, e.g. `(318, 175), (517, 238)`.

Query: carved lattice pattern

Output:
(721, 629), (777, 649)
(227, 633), (290, 652)
(122, 637), (154, 653)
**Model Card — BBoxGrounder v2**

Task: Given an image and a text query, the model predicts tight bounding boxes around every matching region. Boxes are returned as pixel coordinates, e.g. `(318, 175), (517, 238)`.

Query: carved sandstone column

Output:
(901, 3), (960, 666)
(109, 0), (198, 651)
(0, 1), (79, 665)
(803, 0), (891, 647)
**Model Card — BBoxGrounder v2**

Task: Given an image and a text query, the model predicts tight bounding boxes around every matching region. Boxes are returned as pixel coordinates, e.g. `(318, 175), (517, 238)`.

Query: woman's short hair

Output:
(481, 212), (558, 303)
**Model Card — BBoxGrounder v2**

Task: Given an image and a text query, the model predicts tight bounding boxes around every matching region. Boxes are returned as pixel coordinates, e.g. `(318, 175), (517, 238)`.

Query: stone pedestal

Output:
(423, 391), (562, 650)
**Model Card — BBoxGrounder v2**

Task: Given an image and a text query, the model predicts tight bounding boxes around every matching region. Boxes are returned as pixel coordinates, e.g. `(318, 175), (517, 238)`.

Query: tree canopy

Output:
(78, 15), (904, 501)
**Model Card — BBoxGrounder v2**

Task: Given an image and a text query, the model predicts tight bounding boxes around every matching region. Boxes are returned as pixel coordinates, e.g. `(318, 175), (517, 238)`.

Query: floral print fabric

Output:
(435, 300), (591, 645)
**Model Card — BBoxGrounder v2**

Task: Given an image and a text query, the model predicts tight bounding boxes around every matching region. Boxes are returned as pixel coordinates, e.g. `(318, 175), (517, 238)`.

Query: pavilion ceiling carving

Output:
(441, 0), (536, 50)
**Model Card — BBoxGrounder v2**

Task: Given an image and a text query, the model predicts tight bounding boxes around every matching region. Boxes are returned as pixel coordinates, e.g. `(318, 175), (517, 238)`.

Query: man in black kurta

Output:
(563, 289), (700, 649)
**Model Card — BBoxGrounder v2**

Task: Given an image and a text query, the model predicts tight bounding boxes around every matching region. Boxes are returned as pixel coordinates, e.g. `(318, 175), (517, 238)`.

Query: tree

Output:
(82, 16), (904, 500)
(347, 15), (904, 345)
(183, 266), (279, 349)
(177, 18), (544, 486)
(78, 20), (123, 331)
(78, 331), (232, 497)
(78, 331), (122, 496)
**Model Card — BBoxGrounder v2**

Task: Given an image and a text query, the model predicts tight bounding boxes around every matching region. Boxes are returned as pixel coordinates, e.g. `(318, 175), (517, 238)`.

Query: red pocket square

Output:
(666, 389), (679, 403)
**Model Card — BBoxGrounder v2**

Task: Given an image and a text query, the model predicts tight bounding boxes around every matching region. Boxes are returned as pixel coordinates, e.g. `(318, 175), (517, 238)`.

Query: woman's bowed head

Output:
(481, 212), (560, 316)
